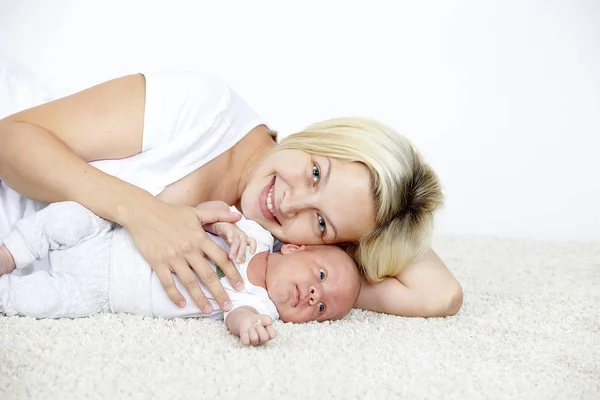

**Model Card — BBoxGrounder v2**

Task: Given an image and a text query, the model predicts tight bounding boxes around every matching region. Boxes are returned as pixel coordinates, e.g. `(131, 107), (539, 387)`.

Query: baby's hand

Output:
(212, 222), (257, 264)
(238, 314), (277, 346)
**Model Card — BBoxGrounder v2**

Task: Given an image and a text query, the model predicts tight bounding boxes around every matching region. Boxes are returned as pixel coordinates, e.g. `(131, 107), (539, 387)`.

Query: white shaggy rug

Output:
(1, 236), (599, 400)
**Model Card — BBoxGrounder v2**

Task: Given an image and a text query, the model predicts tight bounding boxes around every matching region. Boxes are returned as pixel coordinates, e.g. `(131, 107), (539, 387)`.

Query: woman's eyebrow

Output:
(323, 157), (332, 185)
(323, 157), (338, 240)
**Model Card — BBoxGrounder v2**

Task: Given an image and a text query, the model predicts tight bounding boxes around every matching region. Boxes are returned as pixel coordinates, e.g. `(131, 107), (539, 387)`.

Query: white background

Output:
(1, 0), (598, 241)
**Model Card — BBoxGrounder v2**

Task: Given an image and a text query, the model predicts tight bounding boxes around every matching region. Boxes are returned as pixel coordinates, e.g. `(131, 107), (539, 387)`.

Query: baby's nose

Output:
(308, 286), (321, 306)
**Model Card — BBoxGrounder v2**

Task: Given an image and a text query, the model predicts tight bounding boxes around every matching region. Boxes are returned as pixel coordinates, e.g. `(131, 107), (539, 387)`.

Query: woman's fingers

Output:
(128, 202), (246, 312)
(201, 236), (244, 292)
(155, 267), (186, 308)
(193, 205), (245, 289)
(186, 250), (231, 312)
(170, 258), (214, 313)
(195, 206), (241, 226)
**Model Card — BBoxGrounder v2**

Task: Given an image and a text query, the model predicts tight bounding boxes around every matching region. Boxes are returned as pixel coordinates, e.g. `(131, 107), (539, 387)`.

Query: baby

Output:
(0, 202), (361, 346)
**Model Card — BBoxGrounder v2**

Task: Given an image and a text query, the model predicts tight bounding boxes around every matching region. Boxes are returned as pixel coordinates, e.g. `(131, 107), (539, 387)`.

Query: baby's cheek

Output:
(277, 307), (311, 324)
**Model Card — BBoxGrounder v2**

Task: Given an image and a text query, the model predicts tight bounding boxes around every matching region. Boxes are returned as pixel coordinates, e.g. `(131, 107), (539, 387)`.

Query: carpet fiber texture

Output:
(1, 236), (599, 399)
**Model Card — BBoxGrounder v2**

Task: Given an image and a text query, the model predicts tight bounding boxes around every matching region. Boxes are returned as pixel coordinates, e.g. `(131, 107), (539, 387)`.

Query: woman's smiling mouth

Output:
(259, 176), (280, 224)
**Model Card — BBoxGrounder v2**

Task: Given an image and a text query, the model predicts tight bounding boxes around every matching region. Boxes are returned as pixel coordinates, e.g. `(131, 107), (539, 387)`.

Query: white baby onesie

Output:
(0, 202), (278, 322)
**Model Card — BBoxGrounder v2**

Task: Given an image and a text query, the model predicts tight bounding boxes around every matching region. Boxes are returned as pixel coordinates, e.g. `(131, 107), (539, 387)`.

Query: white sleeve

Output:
(141, 70), (264, 152)
(224, 295), (280, 323)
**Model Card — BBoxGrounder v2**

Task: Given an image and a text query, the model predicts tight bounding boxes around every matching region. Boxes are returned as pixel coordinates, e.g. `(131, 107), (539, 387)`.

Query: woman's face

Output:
(240, 149), (376, 244)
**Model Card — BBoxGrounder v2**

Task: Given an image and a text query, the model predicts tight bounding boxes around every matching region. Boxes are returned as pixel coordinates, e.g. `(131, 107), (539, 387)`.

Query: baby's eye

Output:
(319, 268), (326, 281)
(317, 215), (326, 234)
(311, 164), (320, 184)
(318, 302), (325, 313)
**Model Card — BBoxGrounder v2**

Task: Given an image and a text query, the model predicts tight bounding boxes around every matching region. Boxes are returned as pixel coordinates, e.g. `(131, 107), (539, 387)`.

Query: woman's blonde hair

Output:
(276, 117), (443, 282)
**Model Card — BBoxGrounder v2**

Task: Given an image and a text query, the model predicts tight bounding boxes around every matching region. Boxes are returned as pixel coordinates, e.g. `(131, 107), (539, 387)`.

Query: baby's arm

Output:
(195, 201), (256, 263)
(226, 306), (277, 346)
(204, 222), (257, 264)
(1, 201), (112, 270)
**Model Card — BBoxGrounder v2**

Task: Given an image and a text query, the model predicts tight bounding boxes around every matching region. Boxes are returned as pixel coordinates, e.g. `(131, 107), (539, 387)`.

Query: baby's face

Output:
(265, 244), (361, 323)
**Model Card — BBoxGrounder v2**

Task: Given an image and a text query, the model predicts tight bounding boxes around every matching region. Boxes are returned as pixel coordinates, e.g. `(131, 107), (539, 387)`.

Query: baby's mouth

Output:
(293, 285), (300, 307)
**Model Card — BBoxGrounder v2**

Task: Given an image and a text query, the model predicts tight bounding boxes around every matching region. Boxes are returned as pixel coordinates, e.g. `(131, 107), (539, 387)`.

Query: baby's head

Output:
(265, 244), (361, 323)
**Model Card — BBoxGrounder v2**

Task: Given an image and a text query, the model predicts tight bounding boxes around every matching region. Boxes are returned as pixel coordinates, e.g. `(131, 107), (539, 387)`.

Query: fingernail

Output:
(203, 304), (213, 314)
(235, 281), (245, 291)
(223, 301), (232, 311)
(178, 300), (186, 308)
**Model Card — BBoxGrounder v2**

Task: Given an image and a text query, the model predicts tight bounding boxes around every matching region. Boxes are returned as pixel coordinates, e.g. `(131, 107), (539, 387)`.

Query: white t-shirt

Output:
(0, 59), (264, 243)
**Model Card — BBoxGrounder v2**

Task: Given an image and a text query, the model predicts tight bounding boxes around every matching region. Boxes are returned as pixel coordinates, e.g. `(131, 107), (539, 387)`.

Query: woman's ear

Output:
(280, 244), (307, 255)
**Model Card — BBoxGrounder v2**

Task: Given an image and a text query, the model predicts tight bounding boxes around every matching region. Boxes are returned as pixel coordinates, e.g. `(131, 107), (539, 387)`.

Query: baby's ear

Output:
(280, 244), (307, 255)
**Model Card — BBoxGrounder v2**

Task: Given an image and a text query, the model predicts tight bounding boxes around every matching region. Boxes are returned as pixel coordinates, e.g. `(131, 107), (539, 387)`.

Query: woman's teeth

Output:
(266, 186), (276, 218)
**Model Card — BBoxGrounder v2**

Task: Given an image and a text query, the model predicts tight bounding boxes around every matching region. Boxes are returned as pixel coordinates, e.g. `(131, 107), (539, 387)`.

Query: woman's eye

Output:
(319, 268), (326, 281)
(317, 215), (326, 233)
(318, 302), (325, 313)
(311, 164), (320, 184)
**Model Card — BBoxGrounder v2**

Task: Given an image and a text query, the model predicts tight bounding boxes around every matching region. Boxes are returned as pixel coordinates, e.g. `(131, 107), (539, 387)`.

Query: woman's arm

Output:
(354, 248), (463, 317)
(0, 74), (243, 312)
(0, 74), (145, 208)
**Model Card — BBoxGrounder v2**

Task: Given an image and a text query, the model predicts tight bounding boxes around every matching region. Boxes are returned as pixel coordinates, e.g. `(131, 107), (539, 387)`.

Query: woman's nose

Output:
(279, 191), (313, 216)
(308, 286), (321, 306)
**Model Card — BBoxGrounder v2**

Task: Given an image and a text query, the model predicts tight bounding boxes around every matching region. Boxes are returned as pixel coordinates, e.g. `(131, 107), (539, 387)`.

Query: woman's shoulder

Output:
(142, 70), (229, 103)
(141, 69), (264, 149)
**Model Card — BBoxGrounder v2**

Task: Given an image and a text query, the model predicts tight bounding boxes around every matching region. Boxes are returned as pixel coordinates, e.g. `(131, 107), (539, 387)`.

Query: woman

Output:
(0, 58), (462, 317)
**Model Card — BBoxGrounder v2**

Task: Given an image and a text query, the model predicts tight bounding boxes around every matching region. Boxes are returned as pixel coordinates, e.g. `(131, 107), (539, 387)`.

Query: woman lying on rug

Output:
(0, 57), (462, 318)
(0, 201), (361, 346)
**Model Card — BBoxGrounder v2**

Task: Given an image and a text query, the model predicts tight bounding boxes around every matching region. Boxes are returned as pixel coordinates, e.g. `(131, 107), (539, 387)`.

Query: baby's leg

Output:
(0, 245), (15, 275)
(3, 201), (113, 270)
(0, 268), (110, 318)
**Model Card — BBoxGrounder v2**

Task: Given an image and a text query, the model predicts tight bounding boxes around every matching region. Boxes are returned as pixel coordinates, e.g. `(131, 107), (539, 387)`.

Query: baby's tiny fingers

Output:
(266, 325), (277, 340)
(249, 238), (257, 255)
(226, 230), (235, 245)
(256, 326), (270, 344)
(259, 315), (273, 327)
(231, 236), (241, 260)
(236, 240), (246, 263)
(240, 330), (251, 346)
(248, 328), (260, 346)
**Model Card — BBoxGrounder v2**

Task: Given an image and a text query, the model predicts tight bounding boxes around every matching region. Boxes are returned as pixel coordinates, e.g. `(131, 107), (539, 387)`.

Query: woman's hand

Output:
(124, 200), (243, 313)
